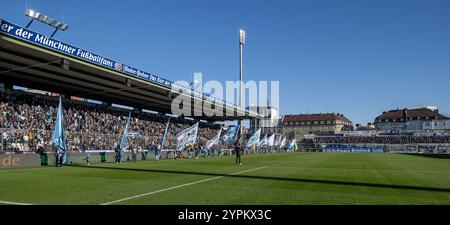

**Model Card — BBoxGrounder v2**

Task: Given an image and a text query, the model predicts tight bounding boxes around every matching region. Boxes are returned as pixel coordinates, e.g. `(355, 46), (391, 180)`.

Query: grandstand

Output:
(304, 134), (450, 154)
(0, 90), (226, 152)
(0, 19), (258, 121)
(0, 18), (265, 153)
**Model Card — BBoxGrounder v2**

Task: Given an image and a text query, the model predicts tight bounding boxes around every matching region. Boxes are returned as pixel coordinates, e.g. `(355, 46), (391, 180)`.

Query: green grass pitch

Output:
(0, 152), (449, 205)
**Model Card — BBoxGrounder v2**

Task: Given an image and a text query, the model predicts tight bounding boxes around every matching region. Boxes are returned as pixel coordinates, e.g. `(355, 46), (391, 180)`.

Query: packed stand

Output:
(0, 90), (223, 152)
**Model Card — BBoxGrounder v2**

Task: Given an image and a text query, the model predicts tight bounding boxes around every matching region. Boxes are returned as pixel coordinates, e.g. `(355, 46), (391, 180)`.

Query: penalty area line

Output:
(101, 166), (269, 205)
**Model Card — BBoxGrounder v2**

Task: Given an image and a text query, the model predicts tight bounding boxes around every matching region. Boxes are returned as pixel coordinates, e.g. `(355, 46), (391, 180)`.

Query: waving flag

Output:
(159, 117), (171, 150)
(223, 125), (240, 143)
(176, 122), (199, 150)
(246, 129), (261, 148)
(274, 135), (282, 146)
(288, 139), (297, 150)
(280, 137), (287, 148)
(267, 134), (276, 147)
(258, 134), (268, 147)
(120, 112), (132, 152)
(52, 96), (67, 164)
(206, 128), (222, 150)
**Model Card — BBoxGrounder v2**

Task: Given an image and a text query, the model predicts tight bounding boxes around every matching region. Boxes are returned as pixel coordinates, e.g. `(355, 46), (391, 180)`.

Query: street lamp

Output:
(25, 9), (69, 37)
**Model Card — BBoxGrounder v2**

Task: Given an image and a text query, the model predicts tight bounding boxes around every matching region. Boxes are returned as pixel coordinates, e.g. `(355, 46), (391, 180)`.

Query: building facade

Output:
(282, 113), (353, 140)
(374, 107), (449, 131)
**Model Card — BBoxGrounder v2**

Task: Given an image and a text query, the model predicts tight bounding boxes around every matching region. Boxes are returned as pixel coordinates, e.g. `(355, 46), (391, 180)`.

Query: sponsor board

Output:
(0, 154), (41, 169)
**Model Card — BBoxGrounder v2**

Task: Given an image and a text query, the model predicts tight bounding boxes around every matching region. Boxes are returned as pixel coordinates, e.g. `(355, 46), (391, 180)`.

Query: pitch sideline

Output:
(0, 200), (33, 205)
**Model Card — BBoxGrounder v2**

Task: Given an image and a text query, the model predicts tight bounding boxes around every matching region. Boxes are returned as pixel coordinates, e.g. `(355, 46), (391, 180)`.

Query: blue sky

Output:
(1, 0), (449, 125)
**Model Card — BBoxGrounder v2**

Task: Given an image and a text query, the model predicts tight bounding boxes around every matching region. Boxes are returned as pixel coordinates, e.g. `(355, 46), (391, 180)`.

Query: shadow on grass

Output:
(66, 164), (450, 194)
(399, 153), (450, 160)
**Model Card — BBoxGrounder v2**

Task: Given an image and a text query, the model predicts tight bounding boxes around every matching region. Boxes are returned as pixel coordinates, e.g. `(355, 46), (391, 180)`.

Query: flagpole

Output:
(53, 96), (67, 165)
(159, 117), (171, 151)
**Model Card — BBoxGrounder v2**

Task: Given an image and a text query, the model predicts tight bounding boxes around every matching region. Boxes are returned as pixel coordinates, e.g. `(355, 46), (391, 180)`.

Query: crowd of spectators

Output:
(0, 90), (224, 152)
(314, 135), (450, 144)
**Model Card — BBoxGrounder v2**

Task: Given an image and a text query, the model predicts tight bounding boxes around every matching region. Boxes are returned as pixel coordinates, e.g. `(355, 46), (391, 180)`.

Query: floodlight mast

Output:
(24, 9), (69, 37)
(238, 28), (246, 136)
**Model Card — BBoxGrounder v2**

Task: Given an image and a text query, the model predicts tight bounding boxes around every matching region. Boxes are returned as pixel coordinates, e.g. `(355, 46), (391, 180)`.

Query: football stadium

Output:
(0, 0), (449, 211)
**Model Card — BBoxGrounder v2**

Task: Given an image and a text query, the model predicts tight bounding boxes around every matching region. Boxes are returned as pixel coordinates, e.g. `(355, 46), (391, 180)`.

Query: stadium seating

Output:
(0, 90), (222, 152)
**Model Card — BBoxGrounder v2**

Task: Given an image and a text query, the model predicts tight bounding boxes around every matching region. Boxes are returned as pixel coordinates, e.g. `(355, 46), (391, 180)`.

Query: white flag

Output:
(274, 135), (282, 146)
(258, 134), (268, 147)
(206, 128), (222, 150)
(267, 134), (276, 146)
(176, 122), (199, 150)
(280, 137), (287, 148)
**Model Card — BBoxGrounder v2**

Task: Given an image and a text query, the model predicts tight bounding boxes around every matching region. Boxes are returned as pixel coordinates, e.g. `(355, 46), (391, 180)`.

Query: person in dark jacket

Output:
(235, 143), (242, 166)
(114, 145), (121, 164)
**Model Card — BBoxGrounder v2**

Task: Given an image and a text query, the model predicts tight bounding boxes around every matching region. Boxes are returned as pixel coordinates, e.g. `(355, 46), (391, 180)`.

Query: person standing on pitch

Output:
(235, 143), (242, 166)
(56, 149), (64, 167)
(114, 145), (121, 164)
(130, 145), (137, 162)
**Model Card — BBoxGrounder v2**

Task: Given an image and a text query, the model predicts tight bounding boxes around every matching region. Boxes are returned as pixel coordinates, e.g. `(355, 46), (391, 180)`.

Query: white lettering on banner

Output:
(15, 28), (34, 39)
(137, 70), (148, 79)
(123, 66), (136, 74)
(35, 34), (76, 54)
(1, 23), (14, 33)
(75, 49), (114, 67)
(149, 75), (157, 82)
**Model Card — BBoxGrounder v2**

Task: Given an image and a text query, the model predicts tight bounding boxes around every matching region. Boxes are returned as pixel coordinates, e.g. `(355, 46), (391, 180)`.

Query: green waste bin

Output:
(100, 152), (106, 162)
(40, 153), (48, 166)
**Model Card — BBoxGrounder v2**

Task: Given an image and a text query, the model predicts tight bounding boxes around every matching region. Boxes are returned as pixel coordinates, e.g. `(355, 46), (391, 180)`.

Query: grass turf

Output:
(0, 152), (449, 205)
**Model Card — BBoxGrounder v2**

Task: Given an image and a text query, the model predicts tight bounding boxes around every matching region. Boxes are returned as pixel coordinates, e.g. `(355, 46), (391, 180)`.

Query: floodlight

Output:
(239, 29), (246, 45)
(24, 9), (70, 36)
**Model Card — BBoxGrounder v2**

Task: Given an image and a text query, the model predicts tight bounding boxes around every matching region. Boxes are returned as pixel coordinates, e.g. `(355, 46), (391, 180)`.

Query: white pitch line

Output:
(0, 200), (32, 205)
(101, 166), (269, 205)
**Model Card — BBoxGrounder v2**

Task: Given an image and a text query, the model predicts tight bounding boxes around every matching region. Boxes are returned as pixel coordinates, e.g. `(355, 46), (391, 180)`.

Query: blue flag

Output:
(120, 112), (131, 152)
(53, 96), (67, 164)
(246, 128), (261, 148)
(223, 125), (240, 143)
(258, 134), (268, 147)
(159, 117), (171, 150)
(288, 139), (297, 150)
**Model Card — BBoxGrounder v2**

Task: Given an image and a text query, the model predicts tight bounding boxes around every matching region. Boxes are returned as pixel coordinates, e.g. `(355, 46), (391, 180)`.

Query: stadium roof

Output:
(0, 19), (259, 121)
